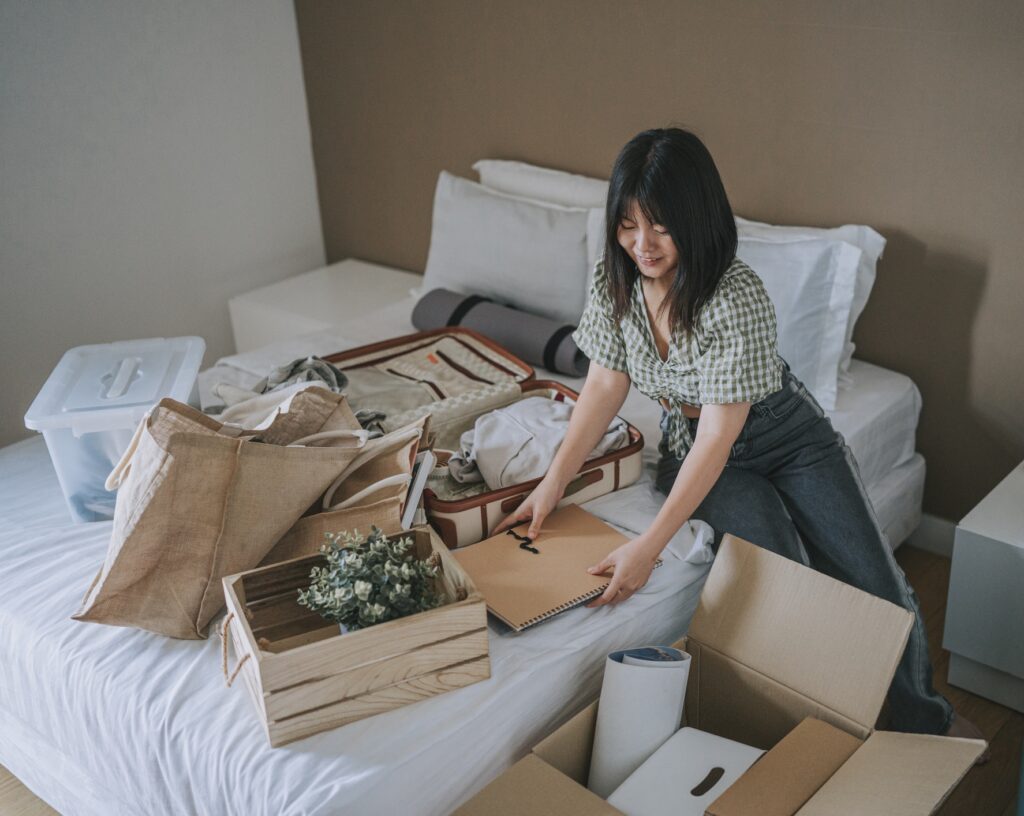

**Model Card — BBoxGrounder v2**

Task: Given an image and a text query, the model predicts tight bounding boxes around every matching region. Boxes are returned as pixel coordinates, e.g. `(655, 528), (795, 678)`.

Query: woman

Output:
(494, 127), (983, 743)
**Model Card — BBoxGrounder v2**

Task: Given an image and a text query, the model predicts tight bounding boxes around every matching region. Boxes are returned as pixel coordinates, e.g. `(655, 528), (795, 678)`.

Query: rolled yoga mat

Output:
(411, 288), (589, 377)
(587, 645), (692, 798)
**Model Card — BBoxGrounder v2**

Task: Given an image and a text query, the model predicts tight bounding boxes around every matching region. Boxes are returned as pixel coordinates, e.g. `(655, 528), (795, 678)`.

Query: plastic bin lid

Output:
(24, 336), (206, 436)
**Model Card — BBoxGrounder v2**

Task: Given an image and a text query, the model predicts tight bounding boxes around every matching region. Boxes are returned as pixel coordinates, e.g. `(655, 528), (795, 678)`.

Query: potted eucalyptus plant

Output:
(297, 526), (444, 633)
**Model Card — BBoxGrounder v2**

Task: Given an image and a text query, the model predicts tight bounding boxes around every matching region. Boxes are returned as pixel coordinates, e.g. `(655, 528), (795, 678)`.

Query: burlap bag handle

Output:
(320, 425), (424, 511)
(324, 472), (412, 512)
(105, 417), (149, 491)
(288, 428), (371, 448)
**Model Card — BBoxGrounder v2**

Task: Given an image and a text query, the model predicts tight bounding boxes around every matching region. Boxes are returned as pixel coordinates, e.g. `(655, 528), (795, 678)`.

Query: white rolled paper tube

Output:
(587, 646), (691, 798)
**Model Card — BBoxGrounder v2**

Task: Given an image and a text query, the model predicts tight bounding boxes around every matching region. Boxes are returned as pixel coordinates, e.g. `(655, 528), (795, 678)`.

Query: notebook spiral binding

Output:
(517, 560), (663, 630)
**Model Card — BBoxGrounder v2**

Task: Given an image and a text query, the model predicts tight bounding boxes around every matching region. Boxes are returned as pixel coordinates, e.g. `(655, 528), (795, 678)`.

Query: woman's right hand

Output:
(490, 475), (565, 540)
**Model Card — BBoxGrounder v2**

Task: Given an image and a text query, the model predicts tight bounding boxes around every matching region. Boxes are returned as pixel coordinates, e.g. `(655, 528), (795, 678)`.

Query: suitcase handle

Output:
(499, 469), (602, 514)
(563, 468), (602, 497)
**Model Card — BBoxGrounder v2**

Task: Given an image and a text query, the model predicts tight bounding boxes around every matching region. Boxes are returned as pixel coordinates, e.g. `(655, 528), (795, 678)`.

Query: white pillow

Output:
(472, 159), (609, 297)
(736, 216), (885, 381)
(738, 236), (863, 411)
(423, 171), (591, 324)
(472, 159), (609, 208)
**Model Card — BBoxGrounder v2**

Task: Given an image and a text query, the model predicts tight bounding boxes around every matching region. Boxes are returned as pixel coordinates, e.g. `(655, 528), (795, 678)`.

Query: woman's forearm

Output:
(548, 376), (630, 492)
(639, 433), (732, 557)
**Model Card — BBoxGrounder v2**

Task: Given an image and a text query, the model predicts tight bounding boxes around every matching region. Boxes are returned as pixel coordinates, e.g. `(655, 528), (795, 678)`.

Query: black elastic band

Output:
(506, 528), (539, 554)
(447, 294), (490, 326)
(543, 325), (576, 372)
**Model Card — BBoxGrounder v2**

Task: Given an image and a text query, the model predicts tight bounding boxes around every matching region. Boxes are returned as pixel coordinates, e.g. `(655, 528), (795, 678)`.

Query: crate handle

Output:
(221, 612), (251, 688)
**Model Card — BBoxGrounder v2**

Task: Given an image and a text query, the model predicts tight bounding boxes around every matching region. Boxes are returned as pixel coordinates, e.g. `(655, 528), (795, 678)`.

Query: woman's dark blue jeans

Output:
(654, 367), (954, 735)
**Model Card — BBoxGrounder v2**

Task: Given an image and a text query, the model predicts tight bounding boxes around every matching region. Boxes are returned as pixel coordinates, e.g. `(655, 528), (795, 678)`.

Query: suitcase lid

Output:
(324, 326), (535, 384)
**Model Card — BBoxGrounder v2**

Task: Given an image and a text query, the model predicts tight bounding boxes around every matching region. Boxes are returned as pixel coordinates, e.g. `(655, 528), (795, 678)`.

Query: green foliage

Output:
(297, 526), (443, 632)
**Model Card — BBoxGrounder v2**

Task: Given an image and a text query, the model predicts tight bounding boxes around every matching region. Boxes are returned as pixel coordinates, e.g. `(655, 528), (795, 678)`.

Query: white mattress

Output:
(0, 434), (712, 816)
(0, 283), (925, 815)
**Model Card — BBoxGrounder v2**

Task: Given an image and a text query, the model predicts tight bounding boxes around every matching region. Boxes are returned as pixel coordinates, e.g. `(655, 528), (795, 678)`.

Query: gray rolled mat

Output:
(411, 288), (589, 377)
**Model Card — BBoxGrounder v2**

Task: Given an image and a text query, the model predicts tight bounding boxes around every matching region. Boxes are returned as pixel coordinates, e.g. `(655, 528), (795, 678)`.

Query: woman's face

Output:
(616, 201), (680, 284)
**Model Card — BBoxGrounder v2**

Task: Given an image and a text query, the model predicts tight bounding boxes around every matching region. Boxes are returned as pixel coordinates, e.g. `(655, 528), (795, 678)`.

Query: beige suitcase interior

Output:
(326, 327), (645, 548)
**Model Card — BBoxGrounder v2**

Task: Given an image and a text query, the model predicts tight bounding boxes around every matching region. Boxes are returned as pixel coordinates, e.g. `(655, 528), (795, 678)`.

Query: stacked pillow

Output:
(735, 216), (886, 385)
(423, 159), (883, 410)
(422, 171), (592, 324)
(472, 159), (609, 292)
(736, 234), (865, 410)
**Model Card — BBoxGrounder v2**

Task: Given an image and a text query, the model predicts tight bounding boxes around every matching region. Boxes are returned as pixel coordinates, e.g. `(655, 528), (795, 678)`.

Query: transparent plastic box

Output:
(24, 336), (206, 522)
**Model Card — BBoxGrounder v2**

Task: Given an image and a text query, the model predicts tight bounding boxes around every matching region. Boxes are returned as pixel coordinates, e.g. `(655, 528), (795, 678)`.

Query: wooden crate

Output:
(221, 525), (490, 747)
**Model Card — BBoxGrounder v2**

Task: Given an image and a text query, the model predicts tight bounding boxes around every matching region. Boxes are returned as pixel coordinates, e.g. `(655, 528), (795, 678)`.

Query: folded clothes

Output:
(208, 355), (348, 411)
(411, 288), (589, 377)
(448, 396), (629, 489)
(260, 354), (348, 394)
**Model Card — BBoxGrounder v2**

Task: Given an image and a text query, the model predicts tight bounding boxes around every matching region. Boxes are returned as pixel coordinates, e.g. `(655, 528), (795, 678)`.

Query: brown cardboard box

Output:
(455, 534), (985, 815)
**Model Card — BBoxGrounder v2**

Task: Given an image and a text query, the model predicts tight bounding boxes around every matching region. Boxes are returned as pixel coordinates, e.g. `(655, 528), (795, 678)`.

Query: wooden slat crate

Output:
(221, 525), (490, 747)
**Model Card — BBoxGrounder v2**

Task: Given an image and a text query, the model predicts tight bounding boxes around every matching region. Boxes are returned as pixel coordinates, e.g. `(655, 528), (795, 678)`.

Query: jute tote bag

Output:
(259, 415), (429, 565)
(73, 388), (372, 639)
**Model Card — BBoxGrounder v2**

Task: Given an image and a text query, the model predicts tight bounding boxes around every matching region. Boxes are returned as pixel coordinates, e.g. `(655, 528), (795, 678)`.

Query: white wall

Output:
(0, 1), (325, 447)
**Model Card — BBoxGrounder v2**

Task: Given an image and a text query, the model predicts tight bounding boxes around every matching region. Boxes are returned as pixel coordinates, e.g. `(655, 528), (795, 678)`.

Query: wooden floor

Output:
(0, 768), (57, 816)
(895, 546), (1024, 816)
(0, 545), (1020, 815)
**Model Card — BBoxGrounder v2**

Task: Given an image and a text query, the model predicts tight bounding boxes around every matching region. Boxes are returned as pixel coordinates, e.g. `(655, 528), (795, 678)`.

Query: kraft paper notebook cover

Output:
(452, 504), (652, 631)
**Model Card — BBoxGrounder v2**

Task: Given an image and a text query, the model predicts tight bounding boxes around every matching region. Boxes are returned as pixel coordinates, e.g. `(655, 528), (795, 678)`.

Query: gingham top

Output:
(572, 257), (784, 460)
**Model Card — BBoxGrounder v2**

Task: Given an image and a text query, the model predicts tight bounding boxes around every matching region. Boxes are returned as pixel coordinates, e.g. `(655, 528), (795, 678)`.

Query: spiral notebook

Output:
(452, 504), (651, 631)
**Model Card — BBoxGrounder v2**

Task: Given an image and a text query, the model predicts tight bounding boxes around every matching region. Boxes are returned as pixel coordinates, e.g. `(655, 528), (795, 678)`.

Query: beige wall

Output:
(1, 0), (324, 449)
(295, 0), (1024, 520)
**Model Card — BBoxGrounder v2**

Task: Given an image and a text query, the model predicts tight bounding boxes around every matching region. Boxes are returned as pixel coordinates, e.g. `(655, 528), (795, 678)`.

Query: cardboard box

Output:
(221, 525), (489, 747)
(455, 535), (985, 815)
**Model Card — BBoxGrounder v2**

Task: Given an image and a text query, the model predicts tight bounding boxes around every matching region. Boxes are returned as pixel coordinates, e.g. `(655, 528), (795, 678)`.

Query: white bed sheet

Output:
(0, 434), (711, 816)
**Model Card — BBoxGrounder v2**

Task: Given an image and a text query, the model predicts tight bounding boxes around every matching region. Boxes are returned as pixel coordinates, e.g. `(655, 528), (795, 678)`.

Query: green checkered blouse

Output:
(571, 257), (784, 460)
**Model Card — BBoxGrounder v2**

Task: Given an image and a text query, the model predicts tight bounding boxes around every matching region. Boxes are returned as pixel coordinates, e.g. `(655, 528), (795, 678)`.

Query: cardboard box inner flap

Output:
(795, 731), (984, 816)
(687, 535), (914, 736)
(452, 754), (620, 816)
(685, 640), (873, 749)
(706, 717), (862, 816)
(533, 701), (600, 785)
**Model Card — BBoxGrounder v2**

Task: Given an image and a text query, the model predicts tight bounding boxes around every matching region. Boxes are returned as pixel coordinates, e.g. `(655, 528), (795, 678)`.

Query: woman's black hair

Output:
(604, 128), (737, 334)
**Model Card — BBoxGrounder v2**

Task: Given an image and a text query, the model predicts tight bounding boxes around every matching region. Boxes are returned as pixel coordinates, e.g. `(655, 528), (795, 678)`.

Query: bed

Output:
(0, 261), (925, 815)
(1, 154), (926, 813)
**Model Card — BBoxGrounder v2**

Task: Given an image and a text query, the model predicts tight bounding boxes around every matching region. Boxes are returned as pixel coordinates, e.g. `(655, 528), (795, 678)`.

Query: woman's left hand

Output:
(586, 536), (661, 607)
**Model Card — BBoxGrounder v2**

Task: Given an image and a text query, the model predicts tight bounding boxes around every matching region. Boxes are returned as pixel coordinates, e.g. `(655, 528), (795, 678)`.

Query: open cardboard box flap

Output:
(688, 534), (913, 737)
(456, 535), (985, 815)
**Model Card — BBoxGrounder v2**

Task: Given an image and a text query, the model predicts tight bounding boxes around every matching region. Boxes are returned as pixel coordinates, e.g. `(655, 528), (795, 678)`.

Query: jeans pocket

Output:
(759, 379), (807, 421)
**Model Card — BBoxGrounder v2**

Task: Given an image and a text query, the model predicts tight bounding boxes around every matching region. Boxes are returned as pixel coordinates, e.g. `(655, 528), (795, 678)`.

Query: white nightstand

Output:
(942, 461), (1024, 712)
(228, 258), (423, 352)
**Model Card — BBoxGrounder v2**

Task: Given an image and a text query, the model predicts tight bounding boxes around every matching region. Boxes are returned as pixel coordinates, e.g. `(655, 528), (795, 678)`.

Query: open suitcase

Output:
(326, 327), (644, 548)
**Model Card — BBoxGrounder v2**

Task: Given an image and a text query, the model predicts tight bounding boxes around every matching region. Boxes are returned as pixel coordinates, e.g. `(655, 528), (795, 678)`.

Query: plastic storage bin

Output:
(24, 336), (206, 522)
